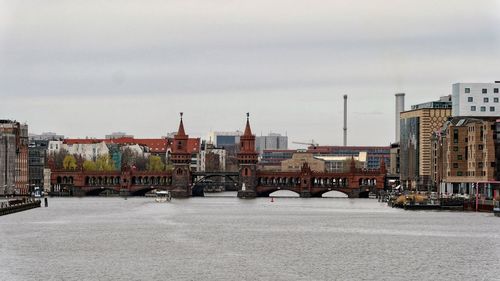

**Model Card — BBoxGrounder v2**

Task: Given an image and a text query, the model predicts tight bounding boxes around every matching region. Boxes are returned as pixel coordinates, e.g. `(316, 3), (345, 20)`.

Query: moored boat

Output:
(155, 191), (172, 202)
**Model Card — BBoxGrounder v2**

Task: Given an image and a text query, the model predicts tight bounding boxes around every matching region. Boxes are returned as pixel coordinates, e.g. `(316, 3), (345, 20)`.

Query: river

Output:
(1, 196), (499, 281)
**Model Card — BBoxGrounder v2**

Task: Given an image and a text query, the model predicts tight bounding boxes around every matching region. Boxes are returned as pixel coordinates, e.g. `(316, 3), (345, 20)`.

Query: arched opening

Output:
(269, 190), (300, 197)
(322, 190), (348, 198)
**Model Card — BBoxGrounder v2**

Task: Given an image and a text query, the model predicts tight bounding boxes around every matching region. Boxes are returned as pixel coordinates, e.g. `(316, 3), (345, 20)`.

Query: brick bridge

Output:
(50, 114), (386, 198)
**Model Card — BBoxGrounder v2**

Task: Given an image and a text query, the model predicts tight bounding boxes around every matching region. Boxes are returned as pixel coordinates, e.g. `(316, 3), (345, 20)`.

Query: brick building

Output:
(0, 120), (29, 195)
(432, 117), (500, 197)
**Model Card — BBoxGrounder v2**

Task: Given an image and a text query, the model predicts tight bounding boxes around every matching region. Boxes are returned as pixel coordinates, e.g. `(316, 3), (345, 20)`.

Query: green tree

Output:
(95, 155), (115, 171)
(82, 160), (97, 171)
(63, 155), (77, 170)
(147, 155), (165, 172)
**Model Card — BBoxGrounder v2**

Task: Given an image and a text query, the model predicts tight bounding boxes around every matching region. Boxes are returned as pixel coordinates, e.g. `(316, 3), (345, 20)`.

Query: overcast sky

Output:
(1, 0), (499, 147)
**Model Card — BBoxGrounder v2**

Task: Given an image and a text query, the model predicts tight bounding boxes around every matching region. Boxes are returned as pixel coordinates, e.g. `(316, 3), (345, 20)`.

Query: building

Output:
(281, 152), (325, 172)
(29, 132), (64, 141)
(199, 143), (226, 172)
(0, 131), (16, 195)
(255, 133), (288, 154)
(315, 152), (367, 173)
(452, 81), (500, 117)
(432, 117), (499, 197)
(28, 140), (49, 190)
(206, 131), (242, 149)
(307, 146), (390, 170)
(0, 120), (29, 195)
(105, 132), (134, 139)
(389, 143), (400, 176)
(400, 98), (452, 190)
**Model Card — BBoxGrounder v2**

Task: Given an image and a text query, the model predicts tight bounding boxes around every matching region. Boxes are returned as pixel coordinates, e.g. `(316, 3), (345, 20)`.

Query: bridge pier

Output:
(300, 190), (311, 198)
(119, 189), (130, 197)
(237, 190), (256, 199)
(171, 188), (191, 198)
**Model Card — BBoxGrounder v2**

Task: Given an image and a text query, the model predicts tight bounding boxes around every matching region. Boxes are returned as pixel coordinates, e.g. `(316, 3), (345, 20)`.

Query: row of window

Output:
(470, 106), (495, 112)
(468, 97), (499, 103)
(465, 88), (499, 94)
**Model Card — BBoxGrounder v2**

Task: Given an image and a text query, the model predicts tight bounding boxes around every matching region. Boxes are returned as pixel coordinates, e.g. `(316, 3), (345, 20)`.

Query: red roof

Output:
(63, 137), (200, 154)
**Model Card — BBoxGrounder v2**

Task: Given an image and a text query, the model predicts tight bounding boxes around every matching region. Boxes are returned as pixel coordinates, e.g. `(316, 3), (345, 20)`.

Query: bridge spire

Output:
(176, 112), (186, 137)
(243, 112), (252, 136)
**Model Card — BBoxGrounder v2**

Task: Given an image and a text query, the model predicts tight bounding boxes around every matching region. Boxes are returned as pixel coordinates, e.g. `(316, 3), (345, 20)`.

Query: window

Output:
(457, 171), (463, 176)
(453, 146), (458, 151)
(457, 155), (462, 160)
(478, 144), (483, 150)
(468, 97), (473, 102)
(478, 162), (483, 168)
(453, 163), (458, 168)
(465, 88), (471, 93)
(471, 106), (476, 111)
(495, 88), (499, 93)
(490, 106), (495, 112)
(482, 88), (487, 94)
(495, 98), (499, 103)
(481, 106), (486, 112)
(484, 97), (489, 103)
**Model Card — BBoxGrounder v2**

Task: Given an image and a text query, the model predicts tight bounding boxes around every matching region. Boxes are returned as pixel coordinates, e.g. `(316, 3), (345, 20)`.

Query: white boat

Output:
(155, 191), (172, 203)
(368, 192), (377, 199)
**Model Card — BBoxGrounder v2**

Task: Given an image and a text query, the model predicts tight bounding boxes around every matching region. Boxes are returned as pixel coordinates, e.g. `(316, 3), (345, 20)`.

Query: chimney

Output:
(395, 93), (405, 143)
(343, 95), (347, 146)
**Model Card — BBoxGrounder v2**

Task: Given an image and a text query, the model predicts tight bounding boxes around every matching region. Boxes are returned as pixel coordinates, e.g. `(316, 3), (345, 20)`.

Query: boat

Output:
(368, 192), (377, 199)
(155, 191), (172, 203)
(494, 196), (500, 217)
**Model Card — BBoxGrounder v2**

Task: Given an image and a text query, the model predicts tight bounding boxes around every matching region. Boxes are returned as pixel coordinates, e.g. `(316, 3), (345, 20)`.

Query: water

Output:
(1, 196), (499, 281)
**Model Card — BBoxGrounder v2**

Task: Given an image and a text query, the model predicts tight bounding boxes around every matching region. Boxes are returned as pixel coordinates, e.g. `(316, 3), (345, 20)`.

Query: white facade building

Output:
(48, 141), (110, 160)
(452, 82), (500, 117)
(199, 148), (227, 172)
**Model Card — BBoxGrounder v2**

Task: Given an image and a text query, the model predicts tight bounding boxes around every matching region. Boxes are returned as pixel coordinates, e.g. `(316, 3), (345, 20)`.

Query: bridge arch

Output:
(269, 190), (300, 197)
(191, 173), (239, 197)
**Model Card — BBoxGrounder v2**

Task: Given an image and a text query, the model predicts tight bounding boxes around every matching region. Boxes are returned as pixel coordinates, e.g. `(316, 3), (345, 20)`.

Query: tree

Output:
(52, 149), (69, 169)
(147, 155), (165, 172)
(121, 147), (136, 168)
(63, 155), (77, 170)
(95, 155), (115, 171)
(83, 160), (97, 171)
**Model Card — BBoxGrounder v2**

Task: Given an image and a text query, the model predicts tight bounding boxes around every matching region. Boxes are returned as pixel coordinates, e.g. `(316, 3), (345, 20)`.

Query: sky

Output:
(1, 0), (500, 147)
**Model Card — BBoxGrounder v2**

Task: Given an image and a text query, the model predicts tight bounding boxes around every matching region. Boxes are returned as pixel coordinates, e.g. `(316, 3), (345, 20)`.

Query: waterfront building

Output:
(255, 133), (288, 154)
(0, 120), (29, 195)
(389, 143), (400, 176)
(452, 81), (500, 117)
(281, 152), (325, 172)
(432, 117), (500, 197)
(0, 131), (16, 195)
(28, 140), (49, 191)
(399, 98), (452, 190)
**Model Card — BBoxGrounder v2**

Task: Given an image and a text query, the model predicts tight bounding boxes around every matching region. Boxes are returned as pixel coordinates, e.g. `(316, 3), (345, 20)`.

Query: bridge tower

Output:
(237, 113), (258, 199)
(170, 113), (192, 198)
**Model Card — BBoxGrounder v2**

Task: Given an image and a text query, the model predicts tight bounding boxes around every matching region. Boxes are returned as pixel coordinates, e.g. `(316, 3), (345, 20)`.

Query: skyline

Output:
(1, 1), (500, 146)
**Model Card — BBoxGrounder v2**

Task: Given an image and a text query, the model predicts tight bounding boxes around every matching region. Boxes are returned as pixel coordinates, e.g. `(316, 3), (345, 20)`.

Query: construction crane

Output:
(292, 140), (319, 149)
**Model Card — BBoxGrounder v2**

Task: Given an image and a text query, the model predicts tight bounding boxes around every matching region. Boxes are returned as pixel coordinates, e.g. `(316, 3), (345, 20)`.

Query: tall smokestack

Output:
(395, 93), (405, 143)
(343, 95), (347, 146)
